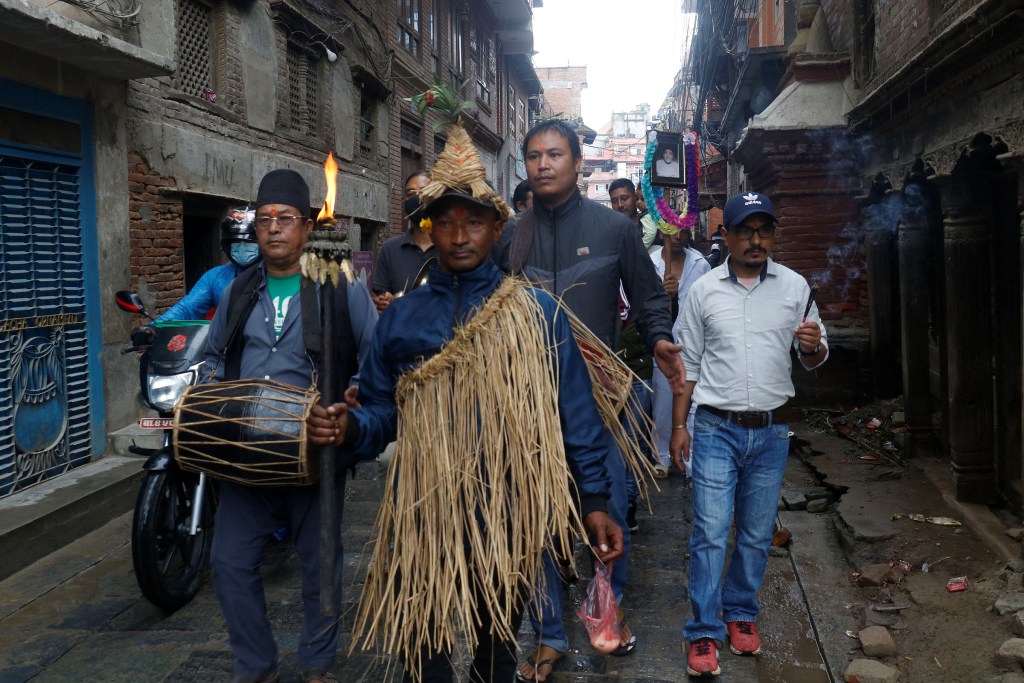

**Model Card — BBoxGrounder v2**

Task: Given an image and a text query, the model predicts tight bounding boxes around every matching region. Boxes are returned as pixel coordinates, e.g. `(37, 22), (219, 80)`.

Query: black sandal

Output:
(514, 651), (562, 682)
(610, 621), (637, 657)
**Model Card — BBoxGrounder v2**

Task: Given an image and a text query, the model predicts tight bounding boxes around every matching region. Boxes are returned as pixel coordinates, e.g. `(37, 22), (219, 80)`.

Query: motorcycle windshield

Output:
(147, 322), (211, 375)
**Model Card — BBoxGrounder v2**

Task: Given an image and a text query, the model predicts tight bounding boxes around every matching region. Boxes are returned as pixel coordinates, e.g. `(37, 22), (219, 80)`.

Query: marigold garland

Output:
(641, 130), (700, 234)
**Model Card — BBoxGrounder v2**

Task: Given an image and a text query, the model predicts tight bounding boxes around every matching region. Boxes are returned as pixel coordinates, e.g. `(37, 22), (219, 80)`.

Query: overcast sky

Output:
(531, 0), (694, 131)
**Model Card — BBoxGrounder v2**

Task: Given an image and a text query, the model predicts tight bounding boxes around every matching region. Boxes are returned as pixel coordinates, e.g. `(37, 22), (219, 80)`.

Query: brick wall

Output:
(536, 66), (587, 121)
(820, 0), (851, 53)
(127, 152), (185, 313)
(874, 0), (930, 70)
(738, 132), (867, 330)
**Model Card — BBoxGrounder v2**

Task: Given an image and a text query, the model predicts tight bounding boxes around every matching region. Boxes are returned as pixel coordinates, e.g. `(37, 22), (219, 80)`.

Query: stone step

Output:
(0, 455), (143, 581)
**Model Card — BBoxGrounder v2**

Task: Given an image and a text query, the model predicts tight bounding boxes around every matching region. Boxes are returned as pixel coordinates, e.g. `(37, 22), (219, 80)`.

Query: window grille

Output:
(176, 0), (212, 97)
(434, 135), (446, 155)
(286, 44), (319, 136)
(400, 119), (422, 147)
(358, 93), (375, 158)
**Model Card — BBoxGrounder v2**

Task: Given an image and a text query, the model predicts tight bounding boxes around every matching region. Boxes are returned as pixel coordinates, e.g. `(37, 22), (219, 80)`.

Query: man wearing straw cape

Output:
(202, 168), (377, 683)
(323, 101), (625, 682)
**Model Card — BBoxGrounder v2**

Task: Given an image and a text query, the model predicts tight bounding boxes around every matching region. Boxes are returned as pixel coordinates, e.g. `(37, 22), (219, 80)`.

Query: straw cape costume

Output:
(340, 85), (647, 682)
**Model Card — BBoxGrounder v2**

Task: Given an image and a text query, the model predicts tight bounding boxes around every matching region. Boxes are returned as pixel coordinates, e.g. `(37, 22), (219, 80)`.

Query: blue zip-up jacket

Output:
(344, 259), (613, 516)
(157, 262), (244, 321)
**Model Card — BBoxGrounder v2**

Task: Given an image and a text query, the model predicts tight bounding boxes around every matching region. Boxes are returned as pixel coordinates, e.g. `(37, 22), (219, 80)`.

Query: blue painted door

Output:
(0, 81), (103, 498)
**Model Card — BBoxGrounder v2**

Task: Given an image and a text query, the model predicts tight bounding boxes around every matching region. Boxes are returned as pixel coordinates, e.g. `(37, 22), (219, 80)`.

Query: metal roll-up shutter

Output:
(0, 155), (92, 497)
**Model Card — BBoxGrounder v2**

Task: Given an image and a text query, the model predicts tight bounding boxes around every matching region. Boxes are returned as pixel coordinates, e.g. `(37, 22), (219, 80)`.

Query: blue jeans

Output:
(684, 407), (789, 644)
(623, 378), (653, 504)
(529, 434), (631, 653)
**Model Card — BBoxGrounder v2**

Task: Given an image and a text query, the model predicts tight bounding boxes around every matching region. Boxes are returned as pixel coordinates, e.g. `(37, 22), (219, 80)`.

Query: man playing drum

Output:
(201, 168), (377, 683)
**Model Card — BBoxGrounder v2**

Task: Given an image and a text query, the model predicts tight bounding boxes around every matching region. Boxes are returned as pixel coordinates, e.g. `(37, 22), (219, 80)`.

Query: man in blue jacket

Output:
(317, 125), (624, 683)
(131, 207), (260, 346)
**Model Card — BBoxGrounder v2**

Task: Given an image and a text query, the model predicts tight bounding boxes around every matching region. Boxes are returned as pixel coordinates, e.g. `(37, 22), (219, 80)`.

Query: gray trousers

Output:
(211, 477), (345, 678)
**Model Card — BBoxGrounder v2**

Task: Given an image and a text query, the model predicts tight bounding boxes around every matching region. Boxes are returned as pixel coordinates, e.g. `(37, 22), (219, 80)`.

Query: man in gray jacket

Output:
(499, 120), (681, 681)
(202, 169), (377, 683)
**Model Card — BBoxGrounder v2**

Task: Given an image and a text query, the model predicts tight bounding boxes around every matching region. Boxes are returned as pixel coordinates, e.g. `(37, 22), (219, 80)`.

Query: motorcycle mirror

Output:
(115, 290), (154, 319)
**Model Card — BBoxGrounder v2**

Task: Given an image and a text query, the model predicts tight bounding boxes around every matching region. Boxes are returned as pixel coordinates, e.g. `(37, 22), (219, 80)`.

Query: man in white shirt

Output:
(670, 191), (827, 678)
(655, 145), (680, 178)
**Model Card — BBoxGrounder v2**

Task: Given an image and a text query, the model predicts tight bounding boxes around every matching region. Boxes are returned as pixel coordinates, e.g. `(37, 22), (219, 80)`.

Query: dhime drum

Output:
(174, 378), (320, 486)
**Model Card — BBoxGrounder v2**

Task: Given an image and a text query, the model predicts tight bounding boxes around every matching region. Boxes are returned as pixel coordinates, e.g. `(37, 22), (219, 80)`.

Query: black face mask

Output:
(403, 195), (421, 219)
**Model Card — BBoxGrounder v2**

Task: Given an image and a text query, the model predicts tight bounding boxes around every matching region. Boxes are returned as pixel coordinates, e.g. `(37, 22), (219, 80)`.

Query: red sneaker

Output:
(727, 621), (762, 655)
(686, 638), (720, 677)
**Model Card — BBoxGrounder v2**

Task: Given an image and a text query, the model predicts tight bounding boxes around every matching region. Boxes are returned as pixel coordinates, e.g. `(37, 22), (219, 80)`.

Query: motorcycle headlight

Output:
(146, 372), (195, 411)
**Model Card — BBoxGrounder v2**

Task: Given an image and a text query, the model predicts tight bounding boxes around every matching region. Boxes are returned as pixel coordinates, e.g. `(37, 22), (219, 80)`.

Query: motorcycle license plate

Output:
(138, 417), (175, 429)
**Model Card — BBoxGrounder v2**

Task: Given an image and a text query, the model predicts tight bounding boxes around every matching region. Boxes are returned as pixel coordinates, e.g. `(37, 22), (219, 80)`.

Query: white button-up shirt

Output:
(679, 258), (828, 412)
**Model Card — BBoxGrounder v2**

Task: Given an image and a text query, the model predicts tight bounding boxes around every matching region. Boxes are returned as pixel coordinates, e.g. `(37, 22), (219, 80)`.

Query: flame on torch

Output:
(317, 151), (338, 223)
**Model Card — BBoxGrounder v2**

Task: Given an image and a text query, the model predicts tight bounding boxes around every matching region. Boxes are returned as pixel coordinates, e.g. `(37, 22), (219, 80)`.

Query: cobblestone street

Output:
(1, 438), (862, 683)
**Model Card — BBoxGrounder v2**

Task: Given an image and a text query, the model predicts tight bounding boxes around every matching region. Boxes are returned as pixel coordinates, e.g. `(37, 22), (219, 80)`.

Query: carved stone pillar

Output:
(934, 134), (999, 503)
(898, 166), (935, 457)
(863, 174), (900, 398)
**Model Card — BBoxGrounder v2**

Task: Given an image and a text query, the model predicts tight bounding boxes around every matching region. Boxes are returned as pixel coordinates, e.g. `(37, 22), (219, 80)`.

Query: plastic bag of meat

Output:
(576, 562), (621, 653)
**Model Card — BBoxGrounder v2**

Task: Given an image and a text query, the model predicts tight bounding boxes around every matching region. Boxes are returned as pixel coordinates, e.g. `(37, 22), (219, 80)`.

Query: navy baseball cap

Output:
(723, 191), (776, 228)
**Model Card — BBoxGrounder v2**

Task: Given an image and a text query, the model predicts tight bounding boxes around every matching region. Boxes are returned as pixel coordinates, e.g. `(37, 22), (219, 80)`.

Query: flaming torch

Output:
(301, 151), (353, 617)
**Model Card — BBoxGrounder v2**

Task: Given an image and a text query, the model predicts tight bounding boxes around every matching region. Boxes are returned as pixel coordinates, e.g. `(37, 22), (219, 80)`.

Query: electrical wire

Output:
(54, 0), (140, 27)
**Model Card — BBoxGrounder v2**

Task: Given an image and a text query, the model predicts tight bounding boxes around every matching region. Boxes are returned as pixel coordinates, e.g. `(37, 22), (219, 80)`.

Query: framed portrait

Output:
(649, 132), (685, 188)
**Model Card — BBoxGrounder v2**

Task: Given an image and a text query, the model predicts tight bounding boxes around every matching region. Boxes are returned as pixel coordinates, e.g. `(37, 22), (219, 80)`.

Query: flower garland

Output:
(641, 131), (700, 234)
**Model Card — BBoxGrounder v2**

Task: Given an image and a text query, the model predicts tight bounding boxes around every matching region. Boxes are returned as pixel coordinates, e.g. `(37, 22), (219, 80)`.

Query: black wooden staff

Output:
(301, 216), (353, 617)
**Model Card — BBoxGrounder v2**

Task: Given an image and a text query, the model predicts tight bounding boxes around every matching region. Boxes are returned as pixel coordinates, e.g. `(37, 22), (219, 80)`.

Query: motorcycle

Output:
(115, 291), (215, 611)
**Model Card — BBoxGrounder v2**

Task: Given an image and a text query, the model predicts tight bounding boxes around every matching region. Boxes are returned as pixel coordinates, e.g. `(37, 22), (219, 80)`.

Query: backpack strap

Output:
(507, 209), (535, 275)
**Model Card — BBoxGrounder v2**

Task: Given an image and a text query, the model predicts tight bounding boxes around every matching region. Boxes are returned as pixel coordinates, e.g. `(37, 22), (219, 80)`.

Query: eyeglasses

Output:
(256, 215), (300, 230)
(731, 223), (776, 239)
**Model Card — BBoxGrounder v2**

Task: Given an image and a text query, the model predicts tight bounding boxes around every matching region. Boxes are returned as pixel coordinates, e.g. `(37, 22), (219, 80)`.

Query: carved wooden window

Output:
(358, 89), (377, 160)
(176, 0), (213, 97)
(286, 43), (320, 136)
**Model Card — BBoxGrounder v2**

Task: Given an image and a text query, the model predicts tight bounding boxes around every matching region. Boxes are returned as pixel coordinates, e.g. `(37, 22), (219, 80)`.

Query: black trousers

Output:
(405, 601), (525, 683)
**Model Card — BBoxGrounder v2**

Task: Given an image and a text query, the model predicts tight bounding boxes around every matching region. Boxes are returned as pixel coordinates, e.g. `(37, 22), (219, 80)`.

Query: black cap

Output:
(421, 188), (501, 219)
(723, 191), (776, 228)
(256, 169), (310, 213)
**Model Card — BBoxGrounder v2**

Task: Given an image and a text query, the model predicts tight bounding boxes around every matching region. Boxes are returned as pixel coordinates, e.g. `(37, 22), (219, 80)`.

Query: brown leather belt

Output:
(700, 404), (804, 428)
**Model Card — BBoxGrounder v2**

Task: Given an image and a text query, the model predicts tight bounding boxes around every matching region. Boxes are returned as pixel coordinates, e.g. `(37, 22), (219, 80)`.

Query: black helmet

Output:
(220, 205), (256, 246)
